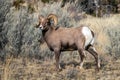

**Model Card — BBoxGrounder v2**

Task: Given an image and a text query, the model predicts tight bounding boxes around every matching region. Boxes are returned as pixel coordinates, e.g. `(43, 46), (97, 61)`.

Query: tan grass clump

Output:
(79, 14), (120, 57)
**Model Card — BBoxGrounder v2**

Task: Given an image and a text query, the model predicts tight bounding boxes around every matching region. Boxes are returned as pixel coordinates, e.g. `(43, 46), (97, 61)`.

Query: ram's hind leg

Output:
(87, 45), (100, 71)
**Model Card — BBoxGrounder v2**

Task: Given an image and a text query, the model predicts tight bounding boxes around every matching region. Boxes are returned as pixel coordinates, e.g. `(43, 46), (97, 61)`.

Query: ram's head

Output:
(35, 14), (58, 30)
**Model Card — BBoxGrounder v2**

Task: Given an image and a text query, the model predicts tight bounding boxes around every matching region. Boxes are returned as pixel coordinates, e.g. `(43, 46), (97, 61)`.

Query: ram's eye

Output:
(46, 21), (50, 26)
(44, 23), (47, 26)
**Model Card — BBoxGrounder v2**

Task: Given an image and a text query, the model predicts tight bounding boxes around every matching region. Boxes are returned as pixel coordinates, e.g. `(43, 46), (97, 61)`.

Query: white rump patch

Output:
(82, 27), (94, 48)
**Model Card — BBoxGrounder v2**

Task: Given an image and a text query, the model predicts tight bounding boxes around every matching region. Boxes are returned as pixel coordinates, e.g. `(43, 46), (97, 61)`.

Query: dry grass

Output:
(3, 56), (13, 80)
(79, 14), (120, 32)
(0, 56), (120, 80)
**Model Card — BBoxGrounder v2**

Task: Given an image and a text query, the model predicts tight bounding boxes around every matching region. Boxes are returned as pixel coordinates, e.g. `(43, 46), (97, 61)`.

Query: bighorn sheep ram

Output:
(35, 14), (100, 71)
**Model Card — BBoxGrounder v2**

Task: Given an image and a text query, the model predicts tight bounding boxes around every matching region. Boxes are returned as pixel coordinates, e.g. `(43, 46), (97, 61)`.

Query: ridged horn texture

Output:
(47, 14), (58, 27)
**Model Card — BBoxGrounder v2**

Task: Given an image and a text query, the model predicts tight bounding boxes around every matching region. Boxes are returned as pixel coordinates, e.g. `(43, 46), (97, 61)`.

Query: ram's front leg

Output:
(78, 49), (85, 69)
(54, 48), (61, 71)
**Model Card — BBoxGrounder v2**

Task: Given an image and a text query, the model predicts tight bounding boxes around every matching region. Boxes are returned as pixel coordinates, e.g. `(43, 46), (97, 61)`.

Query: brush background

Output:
(0, 0), (120, 80)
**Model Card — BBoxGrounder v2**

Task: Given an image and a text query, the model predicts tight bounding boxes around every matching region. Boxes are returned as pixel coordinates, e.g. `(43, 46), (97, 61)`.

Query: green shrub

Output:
(107, 26), (120, 59)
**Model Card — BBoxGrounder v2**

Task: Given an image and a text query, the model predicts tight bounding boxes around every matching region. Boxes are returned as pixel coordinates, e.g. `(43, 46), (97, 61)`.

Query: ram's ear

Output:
(34, 23), (39, 28)
(34, 15), (44, 28)
(38, 15), (44, 20)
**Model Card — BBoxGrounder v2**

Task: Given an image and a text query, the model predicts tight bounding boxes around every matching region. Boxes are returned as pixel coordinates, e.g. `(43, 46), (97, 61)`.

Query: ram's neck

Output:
(42, 26), (55, 41)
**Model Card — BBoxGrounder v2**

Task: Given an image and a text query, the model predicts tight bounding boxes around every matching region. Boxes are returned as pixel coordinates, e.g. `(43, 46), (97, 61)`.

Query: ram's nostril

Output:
(39, 25), (43, 29)
(39, 26), (42, 28)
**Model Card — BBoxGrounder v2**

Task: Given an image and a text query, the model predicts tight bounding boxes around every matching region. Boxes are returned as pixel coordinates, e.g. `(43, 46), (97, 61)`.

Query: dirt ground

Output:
(0, 56), (120, 80)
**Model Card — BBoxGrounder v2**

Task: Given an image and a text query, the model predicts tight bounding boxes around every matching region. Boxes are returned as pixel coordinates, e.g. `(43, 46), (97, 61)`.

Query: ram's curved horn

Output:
(47, 14), (58, 27)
